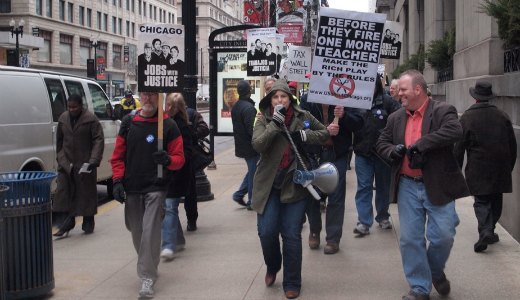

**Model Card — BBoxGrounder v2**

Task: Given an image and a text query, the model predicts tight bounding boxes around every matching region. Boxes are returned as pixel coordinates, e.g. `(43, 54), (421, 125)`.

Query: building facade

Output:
(377, 0), (520, 242)
(0, 0), (178, 98)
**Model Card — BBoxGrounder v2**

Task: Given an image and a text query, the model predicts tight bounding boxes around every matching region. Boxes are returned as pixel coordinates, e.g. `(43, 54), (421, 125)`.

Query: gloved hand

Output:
(113, 180), (126, 203)
(390, 144), (406, 159)
(87, 163), (99, 172)
(290, 130), (307, 144)
(272, 104), (286, 127)
(407, 144), (427, 169)
(406, 144), (419, 159)
(152, 150), (171, 166)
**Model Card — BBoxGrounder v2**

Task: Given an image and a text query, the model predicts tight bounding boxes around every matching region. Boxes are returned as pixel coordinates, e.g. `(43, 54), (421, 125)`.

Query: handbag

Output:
(191, 137), (213, 172)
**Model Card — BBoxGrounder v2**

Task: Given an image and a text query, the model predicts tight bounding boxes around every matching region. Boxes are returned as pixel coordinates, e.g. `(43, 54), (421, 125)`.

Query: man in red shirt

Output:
(377, 70), (469, 300)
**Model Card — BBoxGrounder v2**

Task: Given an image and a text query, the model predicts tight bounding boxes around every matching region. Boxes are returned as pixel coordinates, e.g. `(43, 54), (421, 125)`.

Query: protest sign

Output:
(287, 45), (311, 83)
(247, 28), (278, 76)
(380, 21), (403, 59)
(307, 8), (386, 110)
(137, 23), (184, 92)
(244, 0), (269, 25)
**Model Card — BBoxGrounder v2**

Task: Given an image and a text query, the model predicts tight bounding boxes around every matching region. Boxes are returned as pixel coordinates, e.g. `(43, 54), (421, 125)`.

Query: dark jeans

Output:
(184, 171), (198, 223)
(325, 156), (348, 244)
(233, 155), (259, 206)
(474, 193), (503, 237)
(257, 189), (307, 291)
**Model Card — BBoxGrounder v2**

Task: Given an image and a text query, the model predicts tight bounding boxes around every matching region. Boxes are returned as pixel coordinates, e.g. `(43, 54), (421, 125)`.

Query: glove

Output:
(272, 104), (286, 127)
(407, 144), (427, 169)
(390, 144), (406, 159)
(152, 150), (171, 166)
(87, 163), (98, 172)
(290, 130), (307, 144)
(406, 144), (419, 159)
(113, 180), (126, 203)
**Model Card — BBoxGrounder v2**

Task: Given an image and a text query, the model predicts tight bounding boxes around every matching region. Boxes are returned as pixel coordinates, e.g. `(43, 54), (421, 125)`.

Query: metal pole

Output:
(94, 46), (97, 80)
(182, 0), (197, 110)
(14, 32), (20, 67)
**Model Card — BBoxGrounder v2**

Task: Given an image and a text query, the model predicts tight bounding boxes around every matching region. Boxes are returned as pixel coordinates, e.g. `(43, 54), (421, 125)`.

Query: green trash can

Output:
(0, 172), (57, 299)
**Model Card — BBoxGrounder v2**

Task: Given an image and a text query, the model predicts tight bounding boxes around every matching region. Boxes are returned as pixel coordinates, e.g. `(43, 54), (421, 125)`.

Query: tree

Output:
(479, 0), (520, 49)
(426, 29), (455, 71)
(391, 44), (425, 78)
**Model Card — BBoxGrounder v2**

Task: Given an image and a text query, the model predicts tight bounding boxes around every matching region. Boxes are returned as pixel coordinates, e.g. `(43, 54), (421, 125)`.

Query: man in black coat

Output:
(231, 80), (259, 209)
(454, 80), (517, 253)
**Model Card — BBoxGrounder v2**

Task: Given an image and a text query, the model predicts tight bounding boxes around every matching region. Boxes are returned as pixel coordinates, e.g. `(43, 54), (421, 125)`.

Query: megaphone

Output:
(293, 162), (339, 200)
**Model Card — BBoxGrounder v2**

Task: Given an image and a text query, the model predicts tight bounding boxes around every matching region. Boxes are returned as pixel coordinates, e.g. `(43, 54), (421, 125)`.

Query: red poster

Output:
(244, 0), (269, 26)
(96, 57), (106, 80)
(278, 23), (304, 43)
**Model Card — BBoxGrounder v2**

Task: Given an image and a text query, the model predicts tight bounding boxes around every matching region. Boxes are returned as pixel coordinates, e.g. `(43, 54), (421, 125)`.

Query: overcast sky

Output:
(327, 0), (372, 12)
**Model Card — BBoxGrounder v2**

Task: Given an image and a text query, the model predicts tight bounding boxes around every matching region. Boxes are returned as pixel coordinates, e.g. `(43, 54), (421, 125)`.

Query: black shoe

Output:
(53, 216), (76, 237)
(489, 233), (499, 244)
(432, 272), (451, 296)
(233, 198), (247, 207)
(474, 232), (494, 253)
(402, 290), (430, 300)
(187, 220), (197, 231)
(82, 216), (95, 234)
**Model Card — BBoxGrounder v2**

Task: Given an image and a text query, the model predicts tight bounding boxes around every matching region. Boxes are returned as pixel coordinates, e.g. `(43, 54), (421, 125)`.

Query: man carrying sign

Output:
(111, 92), (184, 298)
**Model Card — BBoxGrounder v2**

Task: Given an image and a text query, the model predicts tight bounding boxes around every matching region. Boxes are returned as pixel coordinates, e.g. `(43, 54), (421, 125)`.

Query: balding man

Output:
(389, 79), (400, 103)
(377, 70), (469, 300)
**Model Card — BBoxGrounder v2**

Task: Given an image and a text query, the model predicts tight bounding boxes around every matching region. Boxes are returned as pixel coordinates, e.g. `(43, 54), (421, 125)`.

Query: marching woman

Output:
(251, 79), (329, 299)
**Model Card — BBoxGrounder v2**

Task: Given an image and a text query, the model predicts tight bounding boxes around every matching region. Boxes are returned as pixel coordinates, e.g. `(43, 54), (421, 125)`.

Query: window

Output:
(60, 34), (73, 65)
(0, 0), (11, 13)
(126, 0), (129, 11)
(196, 7), (198, 16)
(59, 0), (65, 21)
(36, 0), (42, 15)
(126, 20), (130, 37)
(68, 2), (73, 23)
(79, 6), (84, 25)
(103, 13), (108, 31)
(131, 0), (135, 12)
(149, 4), (152, 18)
(64, 80), (87, 110)
(159, 8), (162, 22)
(79, 38), (91, 66)
(46, 0), (52, 17)
(143, 1), (146, 17)
(154, 6), (157, 21)
(112, 0), (116, 5)
(138, 0), (142, 15)
(45, 78), (67, 122)
(196, 25), (199, 35)
(113, 44), (122, 69)
(118, 0), (122, 8)
(98, 42), (107, 61)
(112, 16), (117, 34)
(38, 30), (52, 63)
(88, 83), (111, 120)
(97, 11), (101, 30)
(118, 18), (122, 35)
(87, 8), (92, 27)
(131, 22), (135, 38)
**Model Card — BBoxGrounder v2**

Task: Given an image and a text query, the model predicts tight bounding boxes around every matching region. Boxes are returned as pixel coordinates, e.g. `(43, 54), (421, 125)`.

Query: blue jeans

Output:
(325, 156), (348, 244)
(161, 198), (185, 251)
(232, 155), (259, 206)
(257, 190), (307, 292)
(354, 154), (391, 227)
(398, 176), (459, 295)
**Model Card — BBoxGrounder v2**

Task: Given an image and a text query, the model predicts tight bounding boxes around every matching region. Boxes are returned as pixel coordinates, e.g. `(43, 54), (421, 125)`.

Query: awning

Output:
(0, 32), (44, 50)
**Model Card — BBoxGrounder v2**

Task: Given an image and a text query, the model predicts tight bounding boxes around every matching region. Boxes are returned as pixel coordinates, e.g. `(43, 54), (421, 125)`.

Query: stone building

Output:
(0, 0), (179, 97)
(377, 0), (520, 241)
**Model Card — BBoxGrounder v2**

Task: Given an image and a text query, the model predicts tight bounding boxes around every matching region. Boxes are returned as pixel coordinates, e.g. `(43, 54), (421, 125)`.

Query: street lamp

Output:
(90, 37), (99, 79)
(9, 18), (25, 67)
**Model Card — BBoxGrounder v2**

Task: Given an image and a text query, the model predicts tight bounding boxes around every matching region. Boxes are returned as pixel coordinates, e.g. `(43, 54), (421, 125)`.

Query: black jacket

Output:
(231, 96), (259, 158)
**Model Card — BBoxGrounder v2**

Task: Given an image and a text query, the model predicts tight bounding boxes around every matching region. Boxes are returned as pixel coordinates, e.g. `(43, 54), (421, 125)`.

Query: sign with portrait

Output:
(307, 8), (386, 110)
(246, 27), (278, 76)
(380, 21), (403, 59)
(137, 23), (185, 92)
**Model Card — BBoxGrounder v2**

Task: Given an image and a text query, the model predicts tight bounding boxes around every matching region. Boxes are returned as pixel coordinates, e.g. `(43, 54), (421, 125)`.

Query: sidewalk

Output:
(48, 146), (520, 299)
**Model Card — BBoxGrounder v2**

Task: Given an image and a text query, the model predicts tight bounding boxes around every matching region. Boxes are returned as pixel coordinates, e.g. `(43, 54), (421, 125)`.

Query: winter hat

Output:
(469, 80), (494, 101)
(237, 80), (251, 97)
(259, 79), (295, 110)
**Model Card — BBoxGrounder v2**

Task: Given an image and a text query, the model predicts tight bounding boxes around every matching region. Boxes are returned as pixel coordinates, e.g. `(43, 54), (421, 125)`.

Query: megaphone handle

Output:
(306, 185), (321, 200)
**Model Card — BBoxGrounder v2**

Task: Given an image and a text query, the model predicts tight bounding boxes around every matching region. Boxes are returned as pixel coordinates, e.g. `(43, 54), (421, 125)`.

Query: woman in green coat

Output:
(252, 79), (329, 299)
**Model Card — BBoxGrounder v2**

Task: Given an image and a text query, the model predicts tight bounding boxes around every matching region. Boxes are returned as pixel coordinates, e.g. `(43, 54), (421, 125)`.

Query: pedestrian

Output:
(376, 69), (469, 300)
(53, 94), (104, 237)
(454, 80), (517, 253)
(111, 91), (185, 298)
(264, 77), (276, 95)
(390, 79), (400, 103)
(252, 79), (329, 299)
(118, 90), (141, 117)
(231, 80), (260, 209)
(352, 76), (400, 236)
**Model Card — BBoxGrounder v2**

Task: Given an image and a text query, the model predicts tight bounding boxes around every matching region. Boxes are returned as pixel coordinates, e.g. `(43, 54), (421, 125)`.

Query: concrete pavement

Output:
(46, 146), (520, 299)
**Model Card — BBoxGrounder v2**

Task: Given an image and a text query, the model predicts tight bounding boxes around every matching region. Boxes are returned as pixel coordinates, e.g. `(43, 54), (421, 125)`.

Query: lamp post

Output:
(90, 37), (99, 79)
(9, 18), (25, 67)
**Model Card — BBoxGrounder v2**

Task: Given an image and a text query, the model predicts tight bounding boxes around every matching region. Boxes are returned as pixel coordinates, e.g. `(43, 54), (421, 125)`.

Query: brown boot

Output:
(308, 232), (320, 249)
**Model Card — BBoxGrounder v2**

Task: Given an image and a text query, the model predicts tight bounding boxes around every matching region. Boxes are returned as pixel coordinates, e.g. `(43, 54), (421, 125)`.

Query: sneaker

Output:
(160, 248), (174, 261)
(353, 223), (370, 236)
(379, 219), (392, 229)
(308, 232), (320, 249)
(139, 278), (155, 298)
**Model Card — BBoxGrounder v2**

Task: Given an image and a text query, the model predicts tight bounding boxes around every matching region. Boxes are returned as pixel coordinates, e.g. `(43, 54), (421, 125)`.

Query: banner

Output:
(307, 8), (386, 110)
(286, 45), (311, 83)
(278, 23), (304, 43)
(246, 27), (278, 76)
(244, 0), (269, 25)
(137, 23), (185, 92)
(380, 21), (403, 59)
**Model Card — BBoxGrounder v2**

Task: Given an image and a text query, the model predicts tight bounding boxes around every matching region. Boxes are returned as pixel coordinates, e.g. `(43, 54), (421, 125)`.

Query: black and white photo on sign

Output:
(275, 33), (285, 74)
(287, 45), (312, 83)
(137, 23), (185, 92)
(380, 21), (403, 59)
(246, 28), (278, 76)
(307, 8), (386, 110)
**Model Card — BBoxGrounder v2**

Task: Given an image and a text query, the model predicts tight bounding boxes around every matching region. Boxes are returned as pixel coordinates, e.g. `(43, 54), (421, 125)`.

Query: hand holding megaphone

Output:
(272, 104), (286, 127)
(293, 162), (339, 200)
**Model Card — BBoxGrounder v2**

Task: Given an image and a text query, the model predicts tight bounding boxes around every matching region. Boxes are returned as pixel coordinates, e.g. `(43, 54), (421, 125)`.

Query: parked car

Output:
(0, 66), (119, 194)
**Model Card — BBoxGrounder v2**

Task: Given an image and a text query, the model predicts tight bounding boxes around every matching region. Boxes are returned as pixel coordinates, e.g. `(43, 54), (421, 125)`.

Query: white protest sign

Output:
(137, 24), (185, 92)
(381, 21), (403, 59)
(247, 28), (278, 76)
(308, 8), (386, 109)
(287, 45), (312, 83)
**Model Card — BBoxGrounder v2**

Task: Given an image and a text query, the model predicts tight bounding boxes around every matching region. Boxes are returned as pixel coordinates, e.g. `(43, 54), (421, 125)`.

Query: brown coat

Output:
(54, 109), (104, 216)
(376, 100), (469, 205)
(453, 102), (517, 195)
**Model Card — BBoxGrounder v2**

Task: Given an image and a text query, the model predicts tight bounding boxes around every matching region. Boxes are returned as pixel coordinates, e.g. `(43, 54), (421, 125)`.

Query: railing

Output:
(437, 64), (453, 82)
(504, 47), (520, 73)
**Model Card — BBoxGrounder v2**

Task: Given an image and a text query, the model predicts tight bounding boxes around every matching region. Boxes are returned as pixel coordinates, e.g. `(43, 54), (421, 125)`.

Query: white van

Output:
(0, 66), (118, 193)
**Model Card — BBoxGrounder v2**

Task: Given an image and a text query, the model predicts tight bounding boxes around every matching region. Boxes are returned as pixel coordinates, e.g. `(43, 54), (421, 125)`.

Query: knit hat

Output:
(259, 79), (295, 110)
(237, 80), (251, 97)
